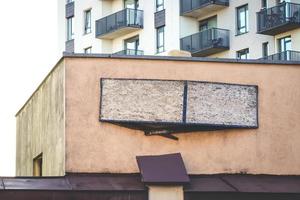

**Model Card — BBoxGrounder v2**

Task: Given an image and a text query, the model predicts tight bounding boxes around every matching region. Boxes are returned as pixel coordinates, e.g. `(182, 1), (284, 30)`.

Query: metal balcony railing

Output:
(96, 8), (143, 38)
(113, 49), (144, 56)
(259, 50), (300, 61)
(257, 2), (300, 35)
(180, 0), (229, 15)
(180, 28), (230, 56)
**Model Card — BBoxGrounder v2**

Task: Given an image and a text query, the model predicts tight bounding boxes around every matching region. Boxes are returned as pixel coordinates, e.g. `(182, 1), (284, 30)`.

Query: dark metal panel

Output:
(65, 39), (74, 53)
(0, 191), (148, 200)
(185, 192), (300, 200)
(180, 0), (229, 15)
(259, 50), (300, 61)
(0, 178), (4, 190)
(185, 176), (236, 192)
(66, 173), (146, 191)
(180, 28), (230, 56)
(257, 2), (300, 36)
(136, 153), (190, 185)
(222, 175), (300, 193)
(65, 2), (74, 18)
(2, 177), (72, 191)
(95, 8), (144, 38)
(154, 9), (165, 28)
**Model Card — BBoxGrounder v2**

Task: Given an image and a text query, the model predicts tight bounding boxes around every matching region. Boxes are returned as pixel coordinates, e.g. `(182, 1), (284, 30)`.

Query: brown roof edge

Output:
(1, 173), (300, 193)
(63, 52), (300, 65)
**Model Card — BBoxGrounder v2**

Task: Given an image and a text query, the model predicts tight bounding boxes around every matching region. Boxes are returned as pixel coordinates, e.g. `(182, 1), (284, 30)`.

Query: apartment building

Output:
(58, 0), (300, 60)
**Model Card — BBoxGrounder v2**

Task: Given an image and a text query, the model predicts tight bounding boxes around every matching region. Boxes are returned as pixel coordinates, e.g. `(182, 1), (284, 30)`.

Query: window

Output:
(261, 0), (267, 9)
(236, 4), (248, 35)
(156, 26), (165, 53)
(278, 36), (291, 52)
(156, 0), (164, 12)
(66, 0), (73, 3)
(199, 16), (217, 31)
(67, 17), (74, 41)
(124, 0), (139, 9)
(84, 47), (92, 54)
(84, 9), (92, 34)
(237, 48), (249, 59)
(262, 42), (269, 57)
(33, 153), (43, 177)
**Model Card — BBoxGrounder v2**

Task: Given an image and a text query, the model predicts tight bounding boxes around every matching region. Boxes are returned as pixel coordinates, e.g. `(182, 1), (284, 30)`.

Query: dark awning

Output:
(136, 153), (190, 185)
(1, 173), (300, 193)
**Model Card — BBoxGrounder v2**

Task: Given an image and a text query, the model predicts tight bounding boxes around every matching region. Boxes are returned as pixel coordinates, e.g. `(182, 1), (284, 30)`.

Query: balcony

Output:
(259, 50), (300, 61)
(180, 28), (230, 57)
(180, 0), (229, 18)
(113, 49), (144, 56)
(257, 2), (300, 35)
(96, 8), (143, 39)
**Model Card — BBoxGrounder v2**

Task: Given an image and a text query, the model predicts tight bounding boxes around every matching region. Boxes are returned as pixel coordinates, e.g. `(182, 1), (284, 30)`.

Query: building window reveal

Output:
(237, 48), (249, 59)
(67, 17), (74, 41)
(236, 4), (249, 35)
(156, 26), (165, 53)
(84, 9), (92, 34)
(84, 47), (92, 54)
(156, 0), (164, 12)
(33, 153), (43, 177)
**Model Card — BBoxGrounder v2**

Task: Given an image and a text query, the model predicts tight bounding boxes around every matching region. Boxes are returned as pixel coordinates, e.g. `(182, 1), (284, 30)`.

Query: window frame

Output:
(33, 153), (43, 177)
(237, 48), (249, 59)
(84, 46), (92, 54)
(84, 9), (92, 35)
(156, 26), (165, 53)
(67, 17), (74, 41)
(262, 42), (269, 58)
(278, 36), (292, 52)
(236, 4), (249, 35)
(156, 0), (164, 12)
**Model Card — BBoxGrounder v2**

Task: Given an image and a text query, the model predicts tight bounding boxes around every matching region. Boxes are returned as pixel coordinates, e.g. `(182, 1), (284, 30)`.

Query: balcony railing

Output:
(180, 0), (229, 17)
(180, 28), (230, 57)
(257, 2), (300, 35)
(96, 8), (143, 39)
(259, 50), (300, 61)
(113, 49), (144, 56)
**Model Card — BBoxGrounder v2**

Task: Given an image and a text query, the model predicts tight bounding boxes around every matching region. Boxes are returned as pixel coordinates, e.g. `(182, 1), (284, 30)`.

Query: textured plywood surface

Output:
(187, 82), (258, 127)
(100, 79), (184, 122)
(16, 61), (65, 176)
(100, 79), (257, 127)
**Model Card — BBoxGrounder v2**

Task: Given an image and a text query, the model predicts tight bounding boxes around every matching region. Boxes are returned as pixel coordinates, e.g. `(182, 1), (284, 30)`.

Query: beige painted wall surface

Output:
(149, 186), (183, 200)
(16, 61), (65, 176)
(65, 57), (300, 175)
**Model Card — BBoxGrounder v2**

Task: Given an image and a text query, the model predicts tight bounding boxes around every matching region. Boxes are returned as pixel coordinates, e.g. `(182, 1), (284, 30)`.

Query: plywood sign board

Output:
(100, 78), (258, 131)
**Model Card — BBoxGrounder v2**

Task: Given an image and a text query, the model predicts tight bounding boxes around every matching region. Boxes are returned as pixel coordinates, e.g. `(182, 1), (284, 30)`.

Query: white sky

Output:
(0, 1), (60, 176)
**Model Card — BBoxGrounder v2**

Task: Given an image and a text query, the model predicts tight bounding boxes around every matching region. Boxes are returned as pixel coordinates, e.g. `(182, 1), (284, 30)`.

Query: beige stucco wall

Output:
(16, 60), (65, 176)
(64, 57), (300, 175)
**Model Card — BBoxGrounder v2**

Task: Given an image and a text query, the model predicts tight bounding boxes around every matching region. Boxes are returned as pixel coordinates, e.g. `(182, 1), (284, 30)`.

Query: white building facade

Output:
(58, 0), (300, 60)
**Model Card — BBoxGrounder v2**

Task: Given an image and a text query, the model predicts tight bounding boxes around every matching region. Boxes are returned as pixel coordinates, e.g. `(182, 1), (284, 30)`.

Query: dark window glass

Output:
(261, 0), (267, 9)
(236, 4), (248, 35)
(124, 0), (139, 9)
(156, 26), (165, 53)
(237, 48), (249, 59)
(199, 16), (217, 31)
(67, 17), (74, 41)
(84, 10), (92, 34)
(156, 0), (164, 11)
(66, 0), (73, 3)
(262, 42), (269, 57)
(278, 36), (291, 52)
(125, 35), (140, 51)
(84, 47), (92, 54)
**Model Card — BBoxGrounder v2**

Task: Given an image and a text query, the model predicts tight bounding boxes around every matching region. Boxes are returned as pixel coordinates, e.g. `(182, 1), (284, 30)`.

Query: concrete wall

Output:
(16, 61), (65, 176)
(64, 57), (300, 175)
